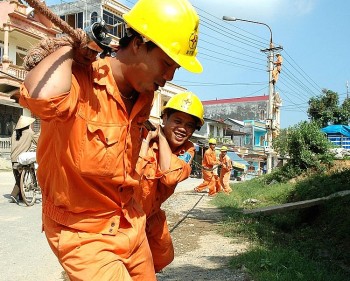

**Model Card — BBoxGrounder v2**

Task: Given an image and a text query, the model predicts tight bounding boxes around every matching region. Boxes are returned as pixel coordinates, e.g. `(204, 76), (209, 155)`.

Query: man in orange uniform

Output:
(135, 92), (204, 272)
(19, 0), (202, 280)
(194, 138), (221, 196)
(272, 53), (283, 84)
(219, 146), (233, 194)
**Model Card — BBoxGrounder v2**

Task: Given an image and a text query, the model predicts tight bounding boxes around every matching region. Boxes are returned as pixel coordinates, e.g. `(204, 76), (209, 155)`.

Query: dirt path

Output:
(157, 178), (251, 281)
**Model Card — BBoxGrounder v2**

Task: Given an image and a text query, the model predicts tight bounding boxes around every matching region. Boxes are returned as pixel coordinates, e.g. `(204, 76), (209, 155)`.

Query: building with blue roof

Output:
(321, 125), (350, 149)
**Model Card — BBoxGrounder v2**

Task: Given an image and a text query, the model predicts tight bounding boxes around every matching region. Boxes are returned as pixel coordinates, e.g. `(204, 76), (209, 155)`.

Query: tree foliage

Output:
(271, 121), (333, 181)
(308, 89), (350, 127)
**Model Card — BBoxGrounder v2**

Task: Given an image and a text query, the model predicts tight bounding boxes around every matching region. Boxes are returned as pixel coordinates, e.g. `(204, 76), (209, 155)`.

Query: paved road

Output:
(0, 169), (206, 281)
(0, 170), (64, 281)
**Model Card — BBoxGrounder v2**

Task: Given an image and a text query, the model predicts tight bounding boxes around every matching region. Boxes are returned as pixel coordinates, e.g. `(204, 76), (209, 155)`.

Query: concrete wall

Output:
(204, 101), (268, 121)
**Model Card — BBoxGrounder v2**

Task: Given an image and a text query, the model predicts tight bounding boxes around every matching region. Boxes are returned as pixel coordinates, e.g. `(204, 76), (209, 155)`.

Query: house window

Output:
(260, 109), (265, 120)
(209, 125), (215, 136)
(259, 135), (265, 146)
(244, 135), (252, 145)
(103, 10), (125, 38)
(16, 46), (27, 66)
(60, 12), (84, 29)
(90, 12), (98, 24)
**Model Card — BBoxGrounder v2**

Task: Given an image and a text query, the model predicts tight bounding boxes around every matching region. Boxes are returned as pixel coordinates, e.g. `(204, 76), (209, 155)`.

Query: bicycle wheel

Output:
(20, 167), (37, 206)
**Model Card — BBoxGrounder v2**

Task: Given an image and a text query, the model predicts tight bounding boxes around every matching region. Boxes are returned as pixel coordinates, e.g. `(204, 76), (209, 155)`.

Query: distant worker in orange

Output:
(212, 160), (222, 193)
(219, 146), (233, 194)
(194, 138), (220, 196)
(272, 53), (283, 84)
(135, 92), (204, 272)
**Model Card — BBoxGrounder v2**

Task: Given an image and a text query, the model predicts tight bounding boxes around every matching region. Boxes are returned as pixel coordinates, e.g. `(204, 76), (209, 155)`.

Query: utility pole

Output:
(222, 16), (283, 174)
(261, 43), (283, 174)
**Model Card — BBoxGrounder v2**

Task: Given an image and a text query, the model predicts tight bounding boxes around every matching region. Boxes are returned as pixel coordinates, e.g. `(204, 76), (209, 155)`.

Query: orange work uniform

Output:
(19, 58), (156, 281)
(195, 147), (219, 196)
(211, 165), (222, 194)
(135, 140), (194, 272)
(219, 154), (233, 194)
(272, 54), (283, 83)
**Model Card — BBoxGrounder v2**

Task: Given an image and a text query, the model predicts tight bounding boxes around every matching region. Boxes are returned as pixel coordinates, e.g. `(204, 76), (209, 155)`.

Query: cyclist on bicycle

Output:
(9, 115), (38, 204)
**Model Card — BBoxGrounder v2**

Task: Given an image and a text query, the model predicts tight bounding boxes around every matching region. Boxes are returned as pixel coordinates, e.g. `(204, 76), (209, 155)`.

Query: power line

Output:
(200, 35), (265, 61)
(47, 0), (322, 116)
(200, 21), (265, 51)
(283, 49), (322, 92)
(174, 80), (266, 87)
(281, 67), (317, 98)
(195, 5), (270, 49)
(198, 53), (264, 71)
(200, 46), (265, 67)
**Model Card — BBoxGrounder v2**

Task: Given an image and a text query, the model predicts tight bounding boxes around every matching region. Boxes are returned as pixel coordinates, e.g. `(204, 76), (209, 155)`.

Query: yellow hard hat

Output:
(221, 146), (228, 152)
(123, 0), (202, 73)
(208, 138), (216, 144)
(162, 92), (204, 129)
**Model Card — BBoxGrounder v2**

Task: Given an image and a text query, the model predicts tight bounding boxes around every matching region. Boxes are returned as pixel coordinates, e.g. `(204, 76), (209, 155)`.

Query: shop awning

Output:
(227, 151), (249, 171)
(232, 161), (246, 170)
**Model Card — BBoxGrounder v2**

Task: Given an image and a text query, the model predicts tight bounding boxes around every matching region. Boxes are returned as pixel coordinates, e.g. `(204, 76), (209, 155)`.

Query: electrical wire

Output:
(43, 0), (325, 122)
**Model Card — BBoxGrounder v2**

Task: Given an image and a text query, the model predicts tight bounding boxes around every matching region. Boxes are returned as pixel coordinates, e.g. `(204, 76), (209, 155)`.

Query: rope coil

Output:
(191, 160), (219, 171)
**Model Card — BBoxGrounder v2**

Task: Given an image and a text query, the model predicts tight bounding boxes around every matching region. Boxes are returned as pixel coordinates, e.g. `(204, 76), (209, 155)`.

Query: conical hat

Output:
(15, 115), (35, 130)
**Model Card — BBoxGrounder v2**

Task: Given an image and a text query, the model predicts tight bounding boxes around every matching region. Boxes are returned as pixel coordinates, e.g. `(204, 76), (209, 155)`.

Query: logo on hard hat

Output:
(186, 31), (198, 55)
(180, 97), (192, 111)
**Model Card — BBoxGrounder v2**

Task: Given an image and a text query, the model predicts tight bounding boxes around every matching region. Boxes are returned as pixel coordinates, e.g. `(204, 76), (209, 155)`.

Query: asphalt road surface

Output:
(0, 170), (64, 281)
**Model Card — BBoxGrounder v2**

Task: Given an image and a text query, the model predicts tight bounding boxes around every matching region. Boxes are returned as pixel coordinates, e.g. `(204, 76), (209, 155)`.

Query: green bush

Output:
(271, 121), (334, 183)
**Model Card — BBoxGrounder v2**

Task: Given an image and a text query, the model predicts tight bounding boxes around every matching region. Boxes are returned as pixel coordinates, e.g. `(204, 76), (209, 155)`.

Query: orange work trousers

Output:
(43, 213), (156, 281)
(220, 170), (232, 194)
(196, 170), (220, 196)
(146, 209), (174, 272)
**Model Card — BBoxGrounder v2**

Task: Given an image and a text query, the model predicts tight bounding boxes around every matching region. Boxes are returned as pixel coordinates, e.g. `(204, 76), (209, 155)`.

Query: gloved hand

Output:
(23, 28), (99, 71)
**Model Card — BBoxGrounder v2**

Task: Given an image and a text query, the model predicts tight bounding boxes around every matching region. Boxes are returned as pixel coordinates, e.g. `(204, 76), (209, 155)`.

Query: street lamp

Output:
(223, 16), (282, 174)
(222, 16), (273, 48)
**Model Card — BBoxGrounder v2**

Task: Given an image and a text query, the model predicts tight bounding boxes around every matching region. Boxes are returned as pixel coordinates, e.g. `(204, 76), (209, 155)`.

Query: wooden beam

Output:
(243, 190), (350, 215)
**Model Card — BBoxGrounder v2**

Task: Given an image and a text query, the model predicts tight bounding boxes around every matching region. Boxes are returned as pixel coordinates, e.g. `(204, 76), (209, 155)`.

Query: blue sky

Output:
(45, 0), (350, 128)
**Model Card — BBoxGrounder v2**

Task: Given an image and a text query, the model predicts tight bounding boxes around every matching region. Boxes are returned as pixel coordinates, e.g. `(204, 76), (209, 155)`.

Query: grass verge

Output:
(212, 168), (350, 281)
